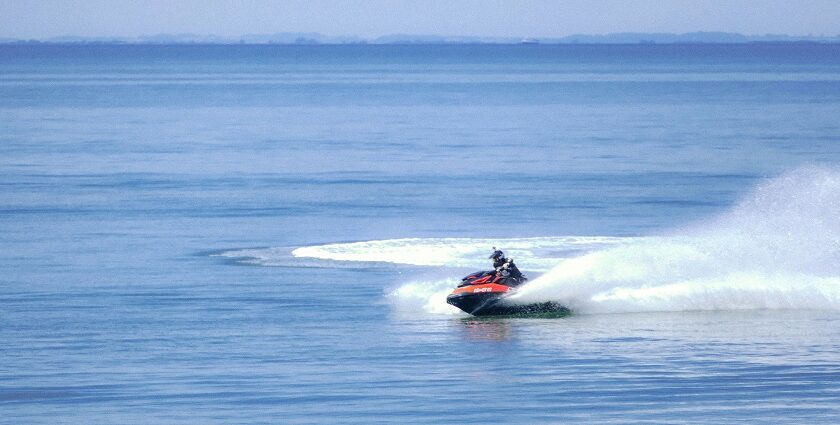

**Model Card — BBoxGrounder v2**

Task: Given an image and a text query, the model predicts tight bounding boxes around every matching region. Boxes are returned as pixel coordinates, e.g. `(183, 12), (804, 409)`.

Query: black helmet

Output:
(489, 248), (504, 260)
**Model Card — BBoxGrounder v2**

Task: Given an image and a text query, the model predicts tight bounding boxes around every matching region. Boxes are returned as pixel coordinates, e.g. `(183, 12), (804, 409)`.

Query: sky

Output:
(2, 0), (839, 40)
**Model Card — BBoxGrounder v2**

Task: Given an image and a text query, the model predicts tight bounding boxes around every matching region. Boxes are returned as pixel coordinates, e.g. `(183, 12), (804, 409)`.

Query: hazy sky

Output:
(3, 0), (839, 39)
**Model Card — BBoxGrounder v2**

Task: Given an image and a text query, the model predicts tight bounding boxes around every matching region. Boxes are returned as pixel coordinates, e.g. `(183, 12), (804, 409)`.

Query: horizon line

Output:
(3, 31), (840, 45)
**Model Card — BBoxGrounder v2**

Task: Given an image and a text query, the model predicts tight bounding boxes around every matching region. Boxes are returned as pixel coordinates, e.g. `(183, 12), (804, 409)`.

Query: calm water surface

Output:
(2, 44), (840, 423)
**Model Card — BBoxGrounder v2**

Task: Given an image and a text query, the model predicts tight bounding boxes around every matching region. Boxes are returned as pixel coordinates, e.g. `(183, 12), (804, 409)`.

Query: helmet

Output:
(489, 248), (504, 260)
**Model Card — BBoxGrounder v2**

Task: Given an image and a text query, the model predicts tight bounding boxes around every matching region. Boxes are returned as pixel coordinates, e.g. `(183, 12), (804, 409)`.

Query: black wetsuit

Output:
(497, 260), (524, 285)
(506, 261), (523, 281)
(492, 256), (506, 269)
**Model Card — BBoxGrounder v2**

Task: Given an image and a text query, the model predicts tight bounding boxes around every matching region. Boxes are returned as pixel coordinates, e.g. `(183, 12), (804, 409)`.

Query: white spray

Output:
(229, 167), (840, 315)
(511, 167), (840, 313)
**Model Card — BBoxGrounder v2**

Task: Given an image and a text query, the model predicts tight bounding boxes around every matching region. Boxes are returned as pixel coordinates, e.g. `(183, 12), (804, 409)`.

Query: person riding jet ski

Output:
(496, 257), (524, 286)
(489, 248), (506, 269)
(488, 248), (525, 286)
(448, 248), (546, 315)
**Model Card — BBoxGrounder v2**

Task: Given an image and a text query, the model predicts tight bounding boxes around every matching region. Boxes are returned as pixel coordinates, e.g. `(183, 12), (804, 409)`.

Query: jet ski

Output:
(446, 270), (568, 316)
(448, 249), (570, 316)
(445, 270), (524, 316)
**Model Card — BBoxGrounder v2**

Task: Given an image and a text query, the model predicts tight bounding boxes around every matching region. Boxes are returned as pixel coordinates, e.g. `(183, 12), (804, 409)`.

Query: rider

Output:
(489, 248), (525, 285)
(497, 257), (524, 284)
(489, 247), (506, 269)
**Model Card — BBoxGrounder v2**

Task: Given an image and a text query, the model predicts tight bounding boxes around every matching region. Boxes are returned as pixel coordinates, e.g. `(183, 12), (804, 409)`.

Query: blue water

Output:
(2, 44), (840, 423)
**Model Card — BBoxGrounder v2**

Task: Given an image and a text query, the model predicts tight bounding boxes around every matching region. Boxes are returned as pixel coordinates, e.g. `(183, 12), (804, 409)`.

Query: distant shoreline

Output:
(3, 41), (840, 46)
(2, 31), (839, 46)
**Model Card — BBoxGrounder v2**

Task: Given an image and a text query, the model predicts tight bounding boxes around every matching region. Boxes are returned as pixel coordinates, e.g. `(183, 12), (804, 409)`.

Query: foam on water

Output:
(223, 167), (840, 315)
(291, 236), (630, 270)
(220, 237), (633, 314)
(387, 278), (461, 315)
(220, 236), (630, 271)
(512, 167), (840, 313)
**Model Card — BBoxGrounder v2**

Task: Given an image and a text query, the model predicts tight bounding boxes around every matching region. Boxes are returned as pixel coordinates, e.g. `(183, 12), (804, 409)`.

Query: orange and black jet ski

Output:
(445, 271), (521, 315)
(446, 270), (567, 316)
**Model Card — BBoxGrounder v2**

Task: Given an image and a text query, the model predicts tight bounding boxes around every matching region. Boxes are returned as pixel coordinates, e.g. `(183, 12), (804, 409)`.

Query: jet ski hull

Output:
(446, 291), (510, 316)
(446, 283), (569, 316)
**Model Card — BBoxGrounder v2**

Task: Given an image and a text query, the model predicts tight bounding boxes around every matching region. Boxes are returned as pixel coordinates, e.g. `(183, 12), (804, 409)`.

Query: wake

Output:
(225, 167), (840, 315)
(512, 167), (840, 313)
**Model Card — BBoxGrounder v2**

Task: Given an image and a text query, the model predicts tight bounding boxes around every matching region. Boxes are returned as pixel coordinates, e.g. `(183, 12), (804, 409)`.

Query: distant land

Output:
(2, 31), (840, 45)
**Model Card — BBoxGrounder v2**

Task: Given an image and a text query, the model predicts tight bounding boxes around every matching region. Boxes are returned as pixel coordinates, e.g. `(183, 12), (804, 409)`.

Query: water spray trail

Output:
(512, 167), (840, 313)
(222, 167), (840, 315)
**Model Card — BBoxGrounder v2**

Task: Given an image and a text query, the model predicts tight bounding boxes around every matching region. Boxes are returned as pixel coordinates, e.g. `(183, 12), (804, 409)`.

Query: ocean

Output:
(2, 43), (840, 423)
